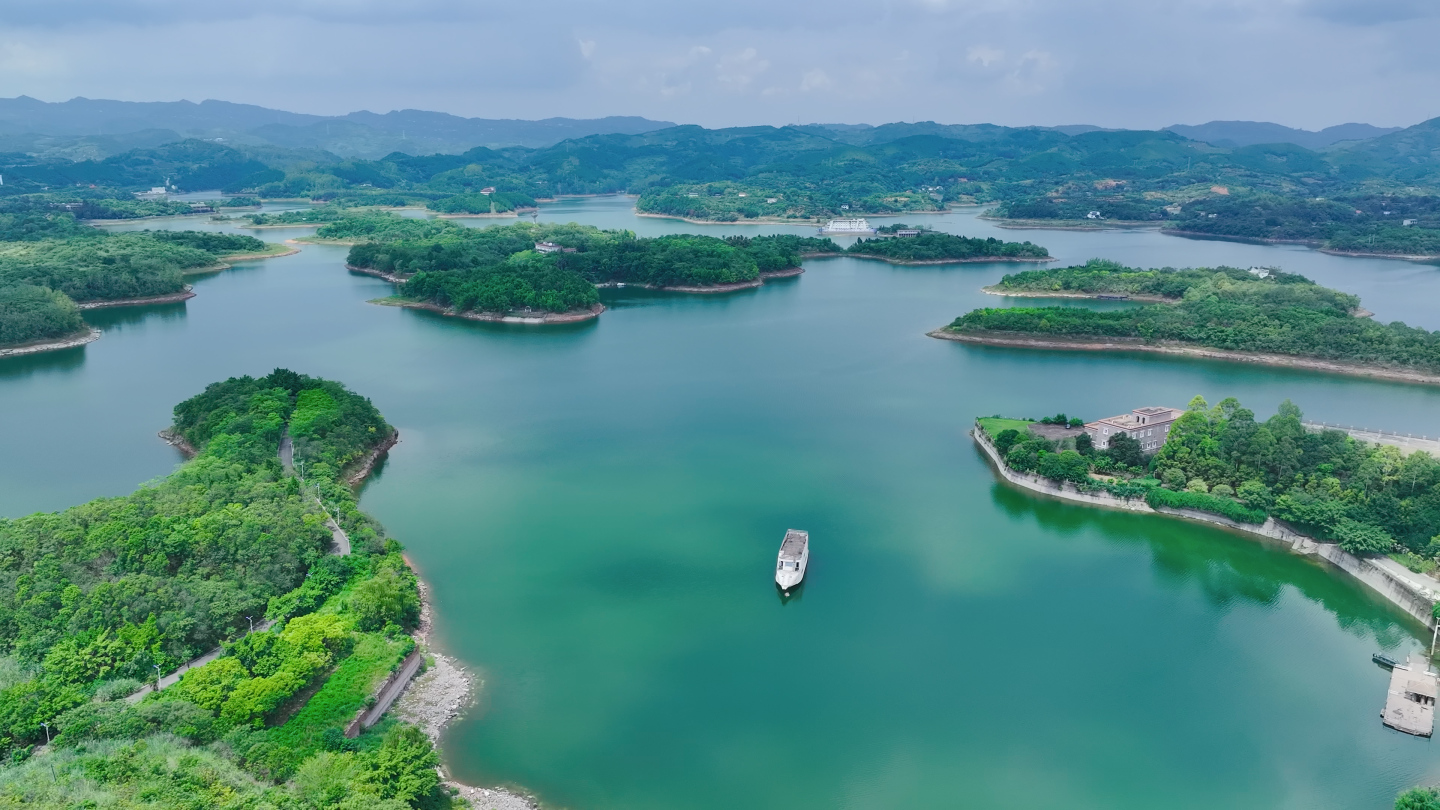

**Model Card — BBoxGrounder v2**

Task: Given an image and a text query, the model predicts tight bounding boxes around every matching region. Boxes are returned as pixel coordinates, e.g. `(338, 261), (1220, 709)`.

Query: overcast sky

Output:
(0, 0), (1435, 130)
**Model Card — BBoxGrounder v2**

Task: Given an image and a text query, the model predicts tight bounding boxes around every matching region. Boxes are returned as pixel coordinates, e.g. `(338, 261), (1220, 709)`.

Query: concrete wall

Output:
(972, 424), (1439, 628)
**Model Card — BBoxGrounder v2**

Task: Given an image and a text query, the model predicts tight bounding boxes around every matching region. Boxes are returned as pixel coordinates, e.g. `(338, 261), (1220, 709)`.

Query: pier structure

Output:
(1382, 653), (1438, 737)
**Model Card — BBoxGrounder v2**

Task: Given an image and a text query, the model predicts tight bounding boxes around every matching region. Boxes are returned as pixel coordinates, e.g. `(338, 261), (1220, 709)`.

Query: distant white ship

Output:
(775, 529), (809, 591)
(819, 217), (875, 234)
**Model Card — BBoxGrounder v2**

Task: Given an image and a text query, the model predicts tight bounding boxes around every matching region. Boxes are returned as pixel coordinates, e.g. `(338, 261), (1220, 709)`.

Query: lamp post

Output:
(40, 721), (49, 745)
(246, 615), (254, 634)
(153, 663), (161, 691)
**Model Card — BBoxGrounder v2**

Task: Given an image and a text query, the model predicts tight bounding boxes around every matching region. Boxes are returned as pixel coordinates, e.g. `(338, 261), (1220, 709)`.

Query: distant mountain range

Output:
(1164, 120), (1402, 149)
(0, 96), (676, 159)
(0, 96), (1416, 161)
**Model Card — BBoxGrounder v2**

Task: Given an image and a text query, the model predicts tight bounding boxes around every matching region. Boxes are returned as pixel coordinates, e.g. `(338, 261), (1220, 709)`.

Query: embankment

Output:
(929, 329), (1440, 387)
(971, 426), (1439, 627)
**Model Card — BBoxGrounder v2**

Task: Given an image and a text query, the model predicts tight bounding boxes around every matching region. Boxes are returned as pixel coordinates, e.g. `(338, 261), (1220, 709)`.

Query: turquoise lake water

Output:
(4, 199), (1440, 809)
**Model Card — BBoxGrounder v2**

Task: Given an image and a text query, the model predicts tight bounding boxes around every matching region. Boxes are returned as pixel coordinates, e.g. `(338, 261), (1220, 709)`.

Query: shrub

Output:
(1333, 518), (1395, 556)
(1185, 478), (1209, 493)
(1236, 480), (1273, 510)
(1145, 487), (1267, 524)
(351, 562), (420, 631)
(1211, 484), (1235, 498)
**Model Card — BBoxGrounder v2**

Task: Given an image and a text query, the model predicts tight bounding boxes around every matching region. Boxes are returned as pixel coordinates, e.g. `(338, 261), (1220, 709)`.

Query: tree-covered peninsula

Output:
(344, 219), (830, 320)
(846, 230), (1050, 263)
(0, 212), (285, 349)
(979, 397), (1440, 558)
(0, 371), (460, 809)
(941, 263), (1440, 380)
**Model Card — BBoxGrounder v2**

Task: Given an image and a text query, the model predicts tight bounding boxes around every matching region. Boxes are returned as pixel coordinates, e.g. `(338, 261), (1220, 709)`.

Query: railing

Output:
(1304, 422), (1437, 444)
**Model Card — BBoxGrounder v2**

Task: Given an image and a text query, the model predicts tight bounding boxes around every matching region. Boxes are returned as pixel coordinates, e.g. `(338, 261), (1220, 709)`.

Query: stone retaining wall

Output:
(972, 423), (1438, 627)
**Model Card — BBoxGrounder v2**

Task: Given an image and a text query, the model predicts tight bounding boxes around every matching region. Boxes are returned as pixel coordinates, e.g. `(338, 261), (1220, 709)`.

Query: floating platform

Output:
(1381, 653), (1437, 737)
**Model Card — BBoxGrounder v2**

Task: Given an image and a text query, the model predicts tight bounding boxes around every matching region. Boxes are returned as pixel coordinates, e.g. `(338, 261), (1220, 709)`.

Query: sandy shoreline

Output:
(0, 327), (102, 358)
(929, 329), (1440, 386)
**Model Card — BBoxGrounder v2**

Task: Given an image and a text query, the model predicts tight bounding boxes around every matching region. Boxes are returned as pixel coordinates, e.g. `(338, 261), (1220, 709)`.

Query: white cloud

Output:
(715, 47), (770, 92)
(0, 1), (1434, 129)
(799, 69), (832, 92)
(966, 46), (1004, 69)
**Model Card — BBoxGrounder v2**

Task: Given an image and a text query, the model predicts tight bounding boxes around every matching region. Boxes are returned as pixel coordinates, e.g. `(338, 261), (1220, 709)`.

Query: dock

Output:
(1381, 653), (1438, 737)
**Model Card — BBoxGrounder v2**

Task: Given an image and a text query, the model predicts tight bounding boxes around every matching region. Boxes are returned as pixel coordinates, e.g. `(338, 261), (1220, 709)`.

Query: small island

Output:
(846, 227), (1051, 264)
(341, 217), (826, 323)
(934, 261), (1440, 384)
(635, 182), (943, 223)
(975, 397), (1440, 622)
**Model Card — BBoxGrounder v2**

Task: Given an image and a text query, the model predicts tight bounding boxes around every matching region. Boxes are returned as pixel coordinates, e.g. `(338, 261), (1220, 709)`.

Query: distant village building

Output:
(534, 241), (575, 254)
(895, 229), (922, 237)
(134, 187), (168, 200)
(1084, 406), (1185, 452)
(480, 187), (496, 195)
(819, 217), (875, 234)
(1404, 219), (1418, 227)
(1086, 211), (1103, 220)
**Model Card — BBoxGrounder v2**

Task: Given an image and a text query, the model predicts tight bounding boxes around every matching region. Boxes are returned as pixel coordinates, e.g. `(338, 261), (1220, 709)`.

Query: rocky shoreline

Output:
(928, 329), (1440, 386)
(345, 429), (400, 486)
(0, 327), (102, 358)
(397, 573), (540, 810)
(372, 298), (607, 324)
(978, 286), (1172, 303)
(847, 252), (1054, 265)
(77, 287), (196, 309)
(598, 266), (803, 294)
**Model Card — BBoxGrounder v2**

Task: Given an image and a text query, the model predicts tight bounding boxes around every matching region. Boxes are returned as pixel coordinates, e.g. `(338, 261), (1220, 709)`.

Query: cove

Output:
(4, 199), (1440, 809)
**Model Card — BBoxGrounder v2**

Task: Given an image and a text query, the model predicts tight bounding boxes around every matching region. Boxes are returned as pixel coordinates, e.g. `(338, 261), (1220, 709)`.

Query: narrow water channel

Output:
(4, 198), (1439, 809)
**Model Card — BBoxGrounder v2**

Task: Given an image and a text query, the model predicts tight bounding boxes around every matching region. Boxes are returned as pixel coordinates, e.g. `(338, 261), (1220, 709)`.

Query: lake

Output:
(4, 199), (1440, 809)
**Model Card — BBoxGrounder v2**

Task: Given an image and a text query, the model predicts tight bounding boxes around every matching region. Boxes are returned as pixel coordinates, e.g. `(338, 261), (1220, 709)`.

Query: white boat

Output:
(775, 529), (809, 591)
(818, 217), (875, 234)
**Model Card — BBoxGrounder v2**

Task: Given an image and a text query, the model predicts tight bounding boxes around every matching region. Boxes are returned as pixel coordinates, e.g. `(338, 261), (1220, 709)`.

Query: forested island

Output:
(938, 262), (1440, 383)
(846, 229), (1050, 263)
(635, 183), (942, 222)
(977, 396), (1440, 558)
(8, 118), (1440, 253)
(0, 371), (464, 809)
(0, 201), (292, 352)
(343, 218), (830, 322)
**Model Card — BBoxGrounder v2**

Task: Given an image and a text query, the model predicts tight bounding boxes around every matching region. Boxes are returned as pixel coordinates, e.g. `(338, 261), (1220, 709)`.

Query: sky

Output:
(0, 0), (1435, 130)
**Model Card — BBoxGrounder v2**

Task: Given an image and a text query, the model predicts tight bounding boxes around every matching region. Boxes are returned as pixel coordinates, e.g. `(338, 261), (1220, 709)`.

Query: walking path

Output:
(124, 424), (352, 702)
(125, 620), (274, 703)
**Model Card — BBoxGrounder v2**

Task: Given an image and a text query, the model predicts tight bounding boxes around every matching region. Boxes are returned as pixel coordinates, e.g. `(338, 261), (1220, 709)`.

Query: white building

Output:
(1084, 406), (1185, 452)
(820, 217), (875, 234)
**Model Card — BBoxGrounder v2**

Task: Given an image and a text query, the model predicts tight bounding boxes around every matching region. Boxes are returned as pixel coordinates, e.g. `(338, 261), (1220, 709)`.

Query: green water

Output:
(6, 199), (1440, 808)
